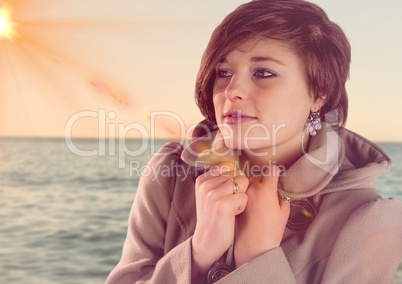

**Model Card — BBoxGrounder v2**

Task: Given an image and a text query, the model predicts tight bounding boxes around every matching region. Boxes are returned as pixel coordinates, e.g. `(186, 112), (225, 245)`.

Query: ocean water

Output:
(0, 138), (401, 284)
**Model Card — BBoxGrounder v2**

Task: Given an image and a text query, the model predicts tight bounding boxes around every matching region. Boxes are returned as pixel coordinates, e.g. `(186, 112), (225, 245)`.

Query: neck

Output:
(238, 134), (310, 176)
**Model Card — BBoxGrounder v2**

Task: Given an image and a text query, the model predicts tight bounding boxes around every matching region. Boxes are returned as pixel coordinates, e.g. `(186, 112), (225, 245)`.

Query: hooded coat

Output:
(106, 126), (402, 283)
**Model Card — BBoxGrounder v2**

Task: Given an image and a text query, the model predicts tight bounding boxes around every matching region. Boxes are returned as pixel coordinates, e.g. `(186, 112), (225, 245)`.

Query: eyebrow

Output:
(250, 56), (285, 66)
(219, 56), (285, 66)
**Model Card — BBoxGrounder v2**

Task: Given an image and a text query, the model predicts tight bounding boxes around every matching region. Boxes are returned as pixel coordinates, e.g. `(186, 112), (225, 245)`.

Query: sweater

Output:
(106, 125), (402, 283)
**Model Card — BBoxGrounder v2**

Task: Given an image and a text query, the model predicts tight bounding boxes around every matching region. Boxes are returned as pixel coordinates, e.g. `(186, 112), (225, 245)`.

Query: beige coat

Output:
(106, 126), (402, 283)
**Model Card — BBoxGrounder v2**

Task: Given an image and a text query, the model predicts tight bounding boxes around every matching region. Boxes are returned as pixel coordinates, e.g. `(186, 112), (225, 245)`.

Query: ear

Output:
(310, 94), (327, 112)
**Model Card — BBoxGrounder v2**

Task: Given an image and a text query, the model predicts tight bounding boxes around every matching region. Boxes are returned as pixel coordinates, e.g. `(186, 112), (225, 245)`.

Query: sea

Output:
(1, 137), (401, 284)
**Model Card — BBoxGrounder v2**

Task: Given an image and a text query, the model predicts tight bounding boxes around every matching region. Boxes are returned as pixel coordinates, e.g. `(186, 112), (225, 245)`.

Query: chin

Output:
(222, 138), (241, 150)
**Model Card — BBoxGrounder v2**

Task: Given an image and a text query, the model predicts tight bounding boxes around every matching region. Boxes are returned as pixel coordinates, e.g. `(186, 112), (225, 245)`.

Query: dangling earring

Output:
(306, 109), (322, 136)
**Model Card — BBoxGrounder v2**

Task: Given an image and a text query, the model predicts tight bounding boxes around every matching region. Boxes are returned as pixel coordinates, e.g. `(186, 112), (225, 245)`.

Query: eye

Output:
(216, 68), (233, 78)
(253, 68), (277, 78)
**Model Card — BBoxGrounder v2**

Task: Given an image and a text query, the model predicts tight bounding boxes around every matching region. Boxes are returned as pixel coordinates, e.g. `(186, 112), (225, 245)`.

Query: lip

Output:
(223, 110), (257, 124)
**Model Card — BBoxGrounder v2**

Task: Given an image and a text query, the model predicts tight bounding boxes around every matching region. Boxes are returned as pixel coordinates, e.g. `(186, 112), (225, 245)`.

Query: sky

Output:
(0, 0), (401, 142)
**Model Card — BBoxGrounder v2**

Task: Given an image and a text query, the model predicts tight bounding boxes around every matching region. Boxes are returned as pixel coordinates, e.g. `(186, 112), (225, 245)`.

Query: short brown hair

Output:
(195, 0), (351, 127)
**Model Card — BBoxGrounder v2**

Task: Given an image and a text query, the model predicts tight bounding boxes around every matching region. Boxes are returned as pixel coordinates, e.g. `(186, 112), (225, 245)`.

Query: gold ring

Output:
(231, 178), (240, 194)
(278, 195), (292, 203)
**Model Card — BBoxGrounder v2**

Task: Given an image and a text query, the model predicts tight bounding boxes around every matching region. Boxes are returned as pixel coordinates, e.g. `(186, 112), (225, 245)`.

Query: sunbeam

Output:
(0, 2), (18, 41)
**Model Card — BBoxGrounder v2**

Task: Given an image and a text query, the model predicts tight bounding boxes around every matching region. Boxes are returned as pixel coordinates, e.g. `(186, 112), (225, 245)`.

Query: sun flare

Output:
(0, 3), (18, 40)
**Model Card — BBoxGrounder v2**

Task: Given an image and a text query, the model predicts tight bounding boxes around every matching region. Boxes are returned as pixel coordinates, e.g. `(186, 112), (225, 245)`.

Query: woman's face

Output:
(212, 38), (322, 156)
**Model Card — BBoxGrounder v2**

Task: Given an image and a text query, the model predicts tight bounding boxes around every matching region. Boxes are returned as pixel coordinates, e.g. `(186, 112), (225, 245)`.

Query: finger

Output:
(204, 174), (249, 199)
(197, 166), (245, 184)
(196, 167), (232, 185)
(196, 170), (248, 200)
(224, 175), (249, 195)
(218, 193), (248, 215)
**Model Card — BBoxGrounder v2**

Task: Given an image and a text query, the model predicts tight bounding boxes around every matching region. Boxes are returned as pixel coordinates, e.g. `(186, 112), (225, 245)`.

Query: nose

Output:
(225, 75), (248, 102)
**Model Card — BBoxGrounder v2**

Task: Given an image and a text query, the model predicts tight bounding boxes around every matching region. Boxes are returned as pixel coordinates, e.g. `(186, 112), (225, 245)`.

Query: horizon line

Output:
(0, 135), (401, 144)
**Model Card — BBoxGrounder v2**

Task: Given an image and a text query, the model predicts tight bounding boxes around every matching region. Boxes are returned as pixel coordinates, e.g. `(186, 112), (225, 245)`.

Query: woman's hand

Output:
(191, 167), (249, 276)
(234, 166), (290, 267)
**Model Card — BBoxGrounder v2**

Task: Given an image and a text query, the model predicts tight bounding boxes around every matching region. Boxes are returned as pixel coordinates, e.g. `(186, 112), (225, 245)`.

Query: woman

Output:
(106, 0), (402, 283)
